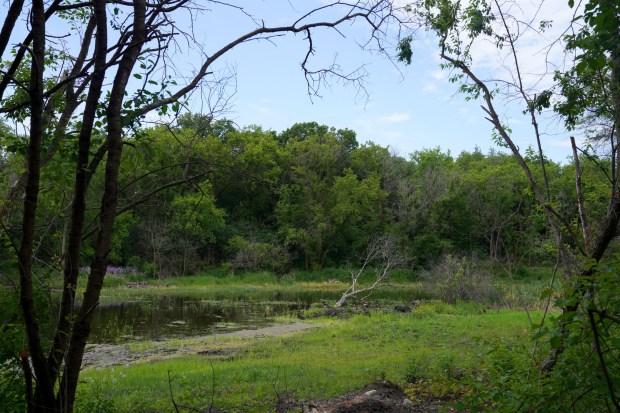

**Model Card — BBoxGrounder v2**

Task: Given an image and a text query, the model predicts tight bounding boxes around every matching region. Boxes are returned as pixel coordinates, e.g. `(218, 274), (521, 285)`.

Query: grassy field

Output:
(76, 300), (542, 412)
(0, 266), (554, 411)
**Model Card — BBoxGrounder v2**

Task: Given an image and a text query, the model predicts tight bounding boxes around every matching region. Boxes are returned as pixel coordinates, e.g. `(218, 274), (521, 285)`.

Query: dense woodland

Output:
(1, 117), (612, 276)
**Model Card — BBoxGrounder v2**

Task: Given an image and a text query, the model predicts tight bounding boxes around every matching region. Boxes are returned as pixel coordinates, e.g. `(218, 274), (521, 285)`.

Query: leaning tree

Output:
(0, 1), (410, 411)
(399, 0), (620, 409)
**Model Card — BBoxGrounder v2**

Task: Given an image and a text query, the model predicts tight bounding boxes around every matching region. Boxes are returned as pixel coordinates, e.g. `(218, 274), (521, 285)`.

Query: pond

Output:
(89, 287), (422, 344)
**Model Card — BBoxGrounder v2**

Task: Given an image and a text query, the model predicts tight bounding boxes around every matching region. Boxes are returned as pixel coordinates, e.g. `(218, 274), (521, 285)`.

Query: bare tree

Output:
(0, 1), (410, 411)
(335, 234), (408, 307)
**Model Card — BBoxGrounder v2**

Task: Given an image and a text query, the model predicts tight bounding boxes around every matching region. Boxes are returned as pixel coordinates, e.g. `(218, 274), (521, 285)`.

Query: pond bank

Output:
(83, 321), (325, 369)
(78, 304), (540, 412)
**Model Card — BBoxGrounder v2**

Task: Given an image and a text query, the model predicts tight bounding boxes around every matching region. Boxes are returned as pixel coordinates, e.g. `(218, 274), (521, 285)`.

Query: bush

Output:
(464, 257), (620, 412)
(421, 254), (496, 304)
(0, 292), (25, 412)
(0, 279), (55, 412)
(227, 236), (291, 274)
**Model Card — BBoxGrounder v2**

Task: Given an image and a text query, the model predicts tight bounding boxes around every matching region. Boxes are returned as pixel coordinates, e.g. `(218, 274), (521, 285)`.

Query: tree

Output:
(392, 148), (457, 263)
(169, 182), (226, 275)
(0, 1), (407, 411)
(399, 0), (620, 408)
(457, 151), (541, 272)
(276, 133), (387, 268)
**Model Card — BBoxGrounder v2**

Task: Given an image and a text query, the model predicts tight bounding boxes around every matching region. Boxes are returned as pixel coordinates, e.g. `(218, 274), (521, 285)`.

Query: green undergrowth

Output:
(95, 270), (427, 305)
(76, 303), (541, 412)
(94, 267), (550, 310)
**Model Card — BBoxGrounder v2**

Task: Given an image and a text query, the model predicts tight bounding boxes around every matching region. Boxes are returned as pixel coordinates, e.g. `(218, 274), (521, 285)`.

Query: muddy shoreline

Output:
(82, 322), (324, 369)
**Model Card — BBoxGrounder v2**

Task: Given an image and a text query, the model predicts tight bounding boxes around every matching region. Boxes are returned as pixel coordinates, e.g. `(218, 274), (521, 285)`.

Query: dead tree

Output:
(335, 234), (408, 307)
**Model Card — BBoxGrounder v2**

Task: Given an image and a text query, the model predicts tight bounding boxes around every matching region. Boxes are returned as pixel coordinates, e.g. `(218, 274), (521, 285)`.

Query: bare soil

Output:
(281, 380), (455, 413)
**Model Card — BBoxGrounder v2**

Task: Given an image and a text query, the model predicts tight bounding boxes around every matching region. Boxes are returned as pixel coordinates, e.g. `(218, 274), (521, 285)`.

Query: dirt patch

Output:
(82, 322), (324, 369)
(299, 380), (455, 413)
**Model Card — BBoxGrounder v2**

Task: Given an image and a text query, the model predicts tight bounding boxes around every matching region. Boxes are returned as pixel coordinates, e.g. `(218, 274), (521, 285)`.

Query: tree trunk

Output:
(17, 1), (56, 410)
(57, 2), (146, 411)
(46, 0), (108, 388)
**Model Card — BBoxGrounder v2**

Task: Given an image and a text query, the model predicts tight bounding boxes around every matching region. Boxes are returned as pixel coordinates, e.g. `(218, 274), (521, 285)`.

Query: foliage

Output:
(462, 258), (620, 412)
(0, 1), (409, 410)
(401, 0), (620, 408)
(2, 0), (619, 409)
(227, 236), (291, 274)
(0, 288), (26, 412)
(421, 254), (496, 304)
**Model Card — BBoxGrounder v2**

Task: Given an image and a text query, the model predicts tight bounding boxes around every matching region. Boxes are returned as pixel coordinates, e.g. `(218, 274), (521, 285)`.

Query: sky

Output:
(183, 0), (579, 163)
(0, 0), (580, 163)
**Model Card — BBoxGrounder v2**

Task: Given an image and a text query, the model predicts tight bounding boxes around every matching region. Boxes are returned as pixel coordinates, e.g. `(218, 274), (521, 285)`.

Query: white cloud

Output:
(378, 112), (411, 123)
(466, 0), (581, 93)
(547, 135), (583, 148)
(430, 69), (446, 81)
(249, 103), (270, 114)
(422, 82), (438, 92)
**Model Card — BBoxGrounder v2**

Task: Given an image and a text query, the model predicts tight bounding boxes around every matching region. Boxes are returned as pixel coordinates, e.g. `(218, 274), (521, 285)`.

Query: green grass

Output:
(94, 269), (429, 305)
(76, 303), (540, 412)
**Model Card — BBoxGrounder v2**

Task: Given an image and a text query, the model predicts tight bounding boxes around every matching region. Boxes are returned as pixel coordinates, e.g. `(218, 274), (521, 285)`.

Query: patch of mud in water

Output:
(83, 322), (324, 369)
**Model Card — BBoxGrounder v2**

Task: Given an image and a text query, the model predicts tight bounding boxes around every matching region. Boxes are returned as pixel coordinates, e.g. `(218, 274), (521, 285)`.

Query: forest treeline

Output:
(1, 116), (613, 276)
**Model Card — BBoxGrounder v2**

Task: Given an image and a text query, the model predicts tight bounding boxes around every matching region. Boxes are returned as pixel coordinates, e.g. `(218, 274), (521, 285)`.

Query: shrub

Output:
(421, 254), (496, 304)
(0, 294), (25, 412)
(227, 236), (291, 274)
(464, 257), (620, 412)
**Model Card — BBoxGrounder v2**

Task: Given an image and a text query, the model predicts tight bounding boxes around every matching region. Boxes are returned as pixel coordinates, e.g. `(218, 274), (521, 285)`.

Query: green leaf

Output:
(556, 296), (578, 307)
(133, 73), (142, 79)
(397, 36), (413, 65)
(539, 287), (553, 300)
(550, 335), (563, 349)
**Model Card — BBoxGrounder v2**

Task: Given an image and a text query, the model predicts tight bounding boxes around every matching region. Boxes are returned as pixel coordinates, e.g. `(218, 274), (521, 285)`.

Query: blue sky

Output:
(1, 0), (578, 162)
(189, 0), (577, 163)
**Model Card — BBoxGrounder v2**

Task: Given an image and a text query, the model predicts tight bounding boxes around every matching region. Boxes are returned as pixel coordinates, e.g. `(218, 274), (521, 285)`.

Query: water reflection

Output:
(89, 295), (307, 344)
(89, 287), (419, 344)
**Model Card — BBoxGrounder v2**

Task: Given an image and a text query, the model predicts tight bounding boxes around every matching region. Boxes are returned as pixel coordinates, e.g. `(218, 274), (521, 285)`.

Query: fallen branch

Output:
(335, 234), (408, 307)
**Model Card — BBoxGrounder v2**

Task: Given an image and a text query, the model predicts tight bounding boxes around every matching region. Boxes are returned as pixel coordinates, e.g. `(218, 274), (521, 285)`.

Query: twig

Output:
(167, 370), (202, 413)
(587, 310), (620, 410)
(168, 370), (180, 413)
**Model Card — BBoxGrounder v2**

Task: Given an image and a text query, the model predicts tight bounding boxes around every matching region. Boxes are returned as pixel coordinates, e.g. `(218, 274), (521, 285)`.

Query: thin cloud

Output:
(378, 112), (411, 123)
(249, 103), (270, 114)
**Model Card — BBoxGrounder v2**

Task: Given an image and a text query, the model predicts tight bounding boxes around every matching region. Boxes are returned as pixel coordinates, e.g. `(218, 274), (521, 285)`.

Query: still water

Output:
(89, 295), (309, 344)
(89, 288), (419, 344)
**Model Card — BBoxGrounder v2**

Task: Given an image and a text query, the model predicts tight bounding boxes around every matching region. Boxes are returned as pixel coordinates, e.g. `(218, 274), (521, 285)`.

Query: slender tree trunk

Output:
(46, 0), (108, 390)
(57, 2), (146, 411)
(0, 0), (24, 57)
(17, 1), (56, 410)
